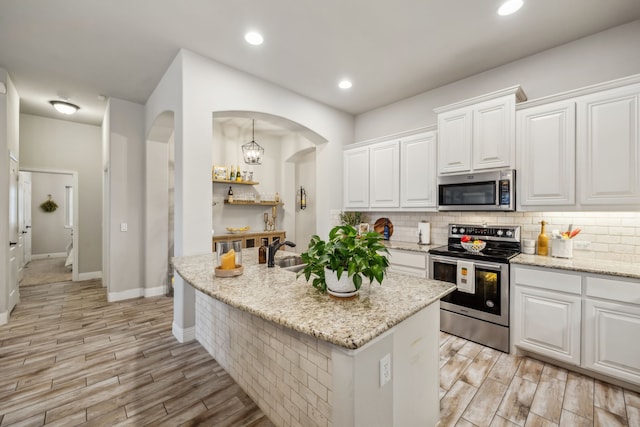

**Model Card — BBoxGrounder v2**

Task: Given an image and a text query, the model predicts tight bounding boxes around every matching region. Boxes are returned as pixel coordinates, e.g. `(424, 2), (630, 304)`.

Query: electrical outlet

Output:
(574, 240), (590, 250)
(120, 223), (128, 232)
(379, 353), (391, 387)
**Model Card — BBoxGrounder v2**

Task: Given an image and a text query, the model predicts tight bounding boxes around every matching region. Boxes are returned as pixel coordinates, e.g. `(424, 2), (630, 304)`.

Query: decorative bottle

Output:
(227, 186), (234, 203)
(383, 218), (390, 240)
(236, 165), (242, 181)
(537, 220), (549, 256)
(258, 238), (268, 264)
(230, 166), (235, 181)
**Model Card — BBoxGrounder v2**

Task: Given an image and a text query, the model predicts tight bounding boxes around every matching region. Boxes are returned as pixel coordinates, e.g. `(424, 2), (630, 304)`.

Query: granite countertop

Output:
(512, 254), (640, 280)
(172, 248), (455, 350)
(383, 240), (441, 253)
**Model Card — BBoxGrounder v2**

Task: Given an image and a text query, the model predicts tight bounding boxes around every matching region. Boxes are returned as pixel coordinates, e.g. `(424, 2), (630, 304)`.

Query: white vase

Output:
(324, 267), (358, 298)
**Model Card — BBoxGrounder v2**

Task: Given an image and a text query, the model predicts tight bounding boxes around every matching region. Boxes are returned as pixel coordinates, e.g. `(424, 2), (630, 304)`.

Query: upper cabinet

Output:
(436, 86), (526, 175)
(517, 78), (640, 211)
(577, 84), (640, 207)
(343, 146), (370, 209)
(517, 100), (576, 209)
(400, 132), (437, 208)
(369, 140), (400, 208)
(343, 130), (437, 211)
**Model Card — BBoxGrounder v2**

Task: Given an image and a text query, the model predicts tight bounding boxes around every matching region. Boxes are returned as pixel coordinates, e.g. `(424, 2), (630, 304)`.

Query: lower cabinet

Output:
(512, 268), (582, 365)
(512, 265), (640, 386)
(386, 248), (427, 278)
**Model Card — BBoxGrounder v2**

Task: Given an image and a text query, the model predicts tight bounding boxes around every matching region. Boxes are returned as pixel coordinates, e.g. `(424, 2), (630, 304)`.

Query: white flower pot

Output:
(324, 267), (358, 298)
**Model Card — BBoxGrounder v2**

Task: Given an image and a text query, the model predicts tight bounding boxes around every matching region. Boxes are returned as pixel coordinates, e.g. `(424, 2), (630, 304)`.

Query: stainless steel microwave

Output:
(438, 169), (515, 211)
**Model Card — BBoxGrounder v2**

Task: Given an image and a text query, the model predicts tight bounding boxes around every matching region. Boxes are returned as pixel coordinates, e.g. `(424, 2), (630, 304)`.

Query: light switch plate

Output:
(120, 223), (128, 232)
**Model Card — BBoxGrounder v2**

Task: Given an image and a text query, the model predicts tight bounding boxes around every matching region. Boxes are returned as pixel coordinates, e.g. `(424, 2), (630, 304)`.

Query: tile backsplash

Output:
(333, 211), (640, 263)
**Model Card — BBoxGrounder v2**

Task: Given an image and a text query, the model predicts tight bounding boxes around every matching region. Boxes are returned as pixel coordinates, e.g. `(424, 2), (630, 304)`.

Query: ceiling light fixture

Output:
(497, 0), (524, 16)
(50, 100), (80, 115)
(338, 80), (352, 89)
(242, 120), (265, 165)
(245, 31), (264, 45)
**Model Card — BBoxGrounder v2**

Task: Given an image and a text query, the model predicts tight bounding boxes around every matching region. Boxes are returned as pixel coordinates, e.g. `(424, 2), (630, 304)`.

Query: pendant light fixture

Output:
(242, 120), (264, 165)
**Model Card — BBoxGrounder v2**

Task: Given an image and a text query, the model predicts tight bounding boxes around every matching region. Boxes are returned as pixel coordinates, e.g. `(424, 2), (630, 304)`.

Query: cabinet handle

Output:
(9, 242), (17, 247)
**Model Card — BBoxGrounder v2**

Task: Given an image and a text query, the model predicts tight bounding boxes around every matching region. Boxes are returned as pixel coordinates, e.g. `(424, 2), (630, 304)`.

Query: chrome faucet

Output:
(267, 240), (296, 267)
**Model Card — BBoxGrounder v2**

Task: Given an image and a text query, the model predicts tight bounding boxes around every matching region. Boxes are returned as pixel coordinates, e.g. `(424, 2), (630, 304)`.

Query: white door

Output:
(517, 101), (576, 209)
(8, 156), (20, 313)
(472, 95), (515, 170)
(513, 285), (582, 365)
(437, 108), (472, 174)
(584, 298), (640, 385)
(343, 146), (370, 209)
(400, 132), (437, 208)
(23, 173), (32, 264)
(369, 140), (400, 208)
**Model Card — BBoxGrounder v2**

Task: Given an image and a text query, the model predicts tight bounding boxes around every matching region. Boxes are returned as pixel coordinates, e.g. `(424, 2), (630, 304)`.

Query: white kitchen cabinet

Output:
(517, 101), (576, 209)
(343, 146), (370, 209)
(512, 266), (582, 365)
(437, 108), (472, 174)
(576, 84), (640, 207)
(369, 140), (400, 208)
(386, 248), (427, 278)
(435, 87), (524, 175)
(583, 276), (640, 385)
(472, 96), (516, 170)
(400, 131), (437, 208)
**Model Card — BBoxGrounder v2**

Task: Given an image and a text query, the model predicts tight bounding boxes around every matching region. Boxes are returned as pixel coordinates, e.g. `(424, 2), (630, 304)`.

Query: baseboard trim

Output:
(0, 311), (7, 326)
(77, 271), (102, 281)
(32, 253), (66, 260)
(172, 322), (196, 343)
(107, 288), (143, 302)
(144, 286), (166, 298)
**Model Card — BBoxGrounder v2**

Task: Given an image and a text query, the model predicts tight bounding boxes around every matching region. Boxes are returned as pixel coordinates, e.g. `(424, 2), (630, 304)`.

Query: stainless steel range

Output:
(429, 224), (521, 352)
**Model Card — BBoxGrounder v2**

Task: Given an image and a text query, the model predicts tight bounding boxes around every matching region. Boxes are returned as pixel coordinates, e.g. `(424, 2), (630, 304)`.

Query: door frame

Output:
(20, 167), (79, 282)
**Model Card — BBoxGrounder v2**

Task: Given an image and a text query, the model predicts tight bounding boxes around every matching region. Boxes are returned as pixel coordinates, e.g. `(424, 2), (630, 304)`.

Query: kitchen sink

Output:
(275, 256), (306, 272)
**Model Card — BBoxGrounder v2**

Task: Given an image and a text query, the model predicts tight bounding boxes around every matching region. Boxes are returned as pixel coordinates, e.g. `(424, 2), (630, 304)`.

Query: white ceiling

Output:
(2, 0), (640, 127)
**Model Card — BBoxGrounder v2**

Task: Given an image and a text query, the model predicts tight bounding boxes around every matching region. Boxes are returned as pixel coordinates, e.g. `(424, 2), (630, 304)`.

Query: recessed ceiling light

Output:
(497, 0), (523, 16)
(338, 80), (352, 89)
(50, 100), (80, 115)
(245, 31), (264, 46)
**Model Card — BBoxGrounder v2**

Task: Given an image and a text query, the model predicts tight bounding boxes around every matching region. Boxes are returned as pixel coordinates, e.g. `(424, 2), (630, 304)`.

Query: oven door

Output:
(429, 255), (509, 326)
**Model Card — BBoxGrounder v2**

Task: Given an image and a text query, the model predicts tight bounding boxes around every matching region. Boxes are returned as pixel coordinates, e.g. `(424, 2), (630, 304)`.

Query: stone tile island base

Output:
(195, 290), (440, 427)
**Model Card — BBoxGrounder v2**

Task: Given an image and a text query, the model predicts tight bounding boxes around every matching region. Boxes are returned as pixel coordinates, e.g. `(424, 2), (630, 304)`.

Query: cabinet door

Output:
(517, 101), (576, 208)
(369, 140), (400, 208)
(577, 85), (640, 206)
(472, 95), (515, 170)
(343, 146), (370, 209)
(584, 299), (640, 385)
(513, 286), (581, 365)
(438, 108), (472, 174)
(400, 132), (437, 208)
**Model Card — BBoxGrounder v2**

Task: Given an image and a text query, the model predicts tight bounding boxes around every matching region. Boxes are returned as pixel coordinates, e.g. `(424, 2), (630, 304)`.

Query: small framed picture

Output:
(213, 166), (227, 180)
(358, 223), (370, 235)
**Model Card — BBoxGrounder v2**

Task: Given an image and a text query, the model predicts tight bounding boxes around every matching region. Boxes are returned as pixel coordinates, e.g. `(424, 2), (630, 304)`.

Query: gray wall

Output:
(19, 114), (102, 274)
(30, 172), (73, 255)
(355, 20), (640, 142)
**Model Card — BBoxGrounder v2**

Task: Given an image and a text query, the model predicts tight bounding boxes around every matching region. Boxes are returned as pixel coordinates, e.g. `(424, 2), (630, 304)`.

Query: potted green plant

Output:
(298, 225), (389, 297)
(339, 211), (368, 227)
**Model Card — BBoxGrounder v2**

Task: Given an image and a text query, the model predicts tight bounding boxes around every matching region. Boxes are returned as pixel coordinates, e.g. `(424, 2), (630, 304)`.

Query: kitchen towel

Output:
(456, 261), (476, 294)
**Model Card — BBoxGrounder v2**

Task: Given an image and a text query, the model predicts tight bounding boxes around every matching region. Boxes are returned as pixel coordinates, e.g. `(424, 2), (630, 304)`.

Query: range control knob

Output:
(452, 227), (458, 234)
(496, 229), (504, 236)
(506, 230), (513, 237)
(459, 228), (465, 234)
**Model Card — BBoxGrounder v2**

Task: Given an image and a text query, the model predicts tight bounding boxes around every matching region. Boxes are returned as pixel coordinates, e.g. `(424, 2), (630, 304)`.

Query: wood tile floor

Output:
(0, 280), (273, 426)
(3, 278), (639, 426)
(439, 332), (640, 427)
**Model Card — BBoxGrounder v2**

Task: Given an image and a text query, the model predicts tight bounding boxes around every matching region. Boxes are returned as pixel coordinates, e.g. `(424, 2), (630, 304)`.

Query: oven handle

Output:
(430, 255), (503, 272)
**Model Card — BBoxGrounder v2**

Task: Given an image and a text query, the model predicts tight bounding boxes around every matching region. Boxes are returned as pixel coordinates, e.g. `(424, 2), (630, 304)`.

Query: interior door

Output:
(23, 173), (32, 264)
(8, 156), (20, 313)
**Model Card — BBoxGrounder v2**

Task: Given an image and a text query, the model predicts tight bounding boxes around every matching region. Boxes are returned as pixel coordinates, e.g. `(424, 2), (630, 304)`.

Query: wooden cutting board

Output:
(373, 218), (393, 238)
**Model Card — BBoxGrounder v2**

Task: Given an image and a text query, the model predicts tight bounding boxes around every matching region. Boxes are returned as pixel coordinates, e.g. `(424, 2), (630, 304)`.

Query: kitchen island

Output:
(173, 248), (455, 427)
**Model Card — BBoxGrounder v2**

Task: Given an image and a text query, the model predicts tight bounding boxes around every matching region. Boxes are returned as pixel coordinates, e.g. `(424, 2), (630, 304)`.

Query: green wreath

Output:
(40, 195), (58, 212)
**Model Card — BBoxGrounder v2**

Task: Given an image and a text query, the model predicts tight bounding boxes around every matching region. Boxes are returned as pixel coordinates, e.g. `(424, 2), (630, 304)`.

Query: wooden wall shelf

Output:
(224, 200), (281, 206)
(213, 179), (259, 186)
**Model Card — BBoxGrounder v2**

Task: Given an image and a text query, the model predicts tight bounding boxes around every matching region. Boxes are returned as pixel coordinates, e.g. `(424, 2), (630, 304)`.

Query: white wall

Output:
(355, 20), (640, 142)
(294, 149), (316, 252)
(19, 114), (102, 275)
(105, 98), (146, 300)
(30, 172), (73, 255)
